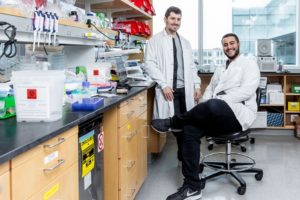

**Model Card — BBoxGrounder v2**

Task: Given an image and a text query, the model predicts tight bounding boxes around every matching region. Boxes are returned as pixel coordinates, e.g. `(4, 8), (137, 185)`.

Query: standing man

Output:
(152, 33), (260, 200)
(144, 6), (201, 165)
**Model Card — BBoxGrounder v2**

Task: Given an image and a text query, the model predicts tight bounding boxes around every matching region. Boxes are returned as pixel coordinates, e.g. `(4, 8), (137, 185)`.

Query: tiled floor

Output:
(135, 130), (300, 200)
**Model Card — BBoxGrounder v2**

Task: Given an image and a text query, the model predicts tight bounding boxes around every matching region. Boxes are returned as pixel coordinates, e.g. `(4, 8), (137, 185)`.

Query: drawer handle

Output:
(44, 137), (66, 149)
(43, 159), (65, 172)
(126, 111), (135, 118)
(126, 160), (136, 169)
(126, 188), (136, 198)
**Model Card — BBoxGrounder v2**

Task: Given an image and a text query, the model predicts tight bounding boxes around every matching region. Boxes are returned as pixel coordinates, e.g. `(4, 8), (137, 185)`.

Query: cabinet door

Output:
(11, 127), (78, 200)
(136, 111), (148, 189)
(29, 163), (78, 200)
(119, 121), (138, 200)
(0, 162), (10, 200)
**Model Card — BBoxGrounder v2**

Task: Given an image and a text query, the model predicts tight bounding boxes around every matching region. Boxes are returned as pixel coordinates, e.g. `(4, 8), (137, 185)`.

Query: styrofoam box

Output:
(12, 70), (65, 122)
(250, 111), (267, 128)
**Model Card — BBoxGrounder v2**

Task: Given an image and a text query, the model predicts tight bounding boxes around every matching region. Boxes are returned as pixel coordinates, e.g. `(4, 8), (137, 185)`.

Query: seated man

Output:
(152, 33), (260, 200)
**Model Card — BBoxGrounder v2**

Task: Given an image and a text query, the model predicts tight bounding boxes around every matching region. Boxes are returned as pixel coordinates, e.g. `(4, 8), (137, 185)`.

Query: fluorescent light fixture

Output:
(232, 0), (272, 8)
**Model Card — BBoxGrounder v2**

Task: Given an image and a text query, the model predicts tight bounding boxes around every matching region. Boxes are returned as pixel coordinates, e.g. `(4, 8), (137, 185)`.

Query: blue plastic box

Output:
(72, 97), (104, 111)
(267, 113), (284, 127)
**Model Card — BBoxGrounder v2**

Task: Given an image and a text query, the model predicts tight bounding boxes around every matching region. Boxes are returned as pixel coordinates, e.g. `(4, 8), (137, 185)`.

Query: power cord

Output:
(86, 19), (116, 41)
(0, 22), (17, 60)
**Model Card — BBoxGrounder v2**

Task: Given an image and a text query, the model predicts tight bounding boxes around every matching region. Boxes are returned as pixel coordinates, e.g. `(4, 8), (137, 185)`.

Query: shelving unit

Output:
(199, 72), (300, 130)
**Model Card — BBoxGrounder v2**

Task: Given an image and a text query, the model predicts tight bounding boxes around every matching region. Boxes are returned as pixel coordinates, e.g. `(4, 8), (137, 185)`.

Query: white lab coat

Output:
(144, 29), (200, 119)
(202, 54), (260, 131)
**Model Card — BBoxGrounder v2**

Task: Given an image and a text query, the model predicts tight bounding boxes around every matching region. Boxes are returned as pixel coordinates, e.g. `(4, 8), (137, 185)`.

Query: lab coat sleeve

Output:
(218, 60), (260, 103)
(144, 38), (168, 89)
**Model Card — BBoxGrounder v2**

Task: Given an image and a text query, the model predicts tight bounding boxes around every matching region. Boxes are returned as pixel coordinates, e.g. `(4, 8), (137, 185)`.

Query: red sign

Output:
(93, 69), (99, 76)
(27, 89), (37, 99)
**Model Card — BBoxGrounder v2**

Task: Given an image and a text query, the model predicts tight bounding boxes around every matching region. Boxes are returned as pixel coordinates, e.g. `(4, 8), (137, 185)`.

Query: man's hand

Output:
(162, 86), (174, 101)
(194, 88), (201, 103)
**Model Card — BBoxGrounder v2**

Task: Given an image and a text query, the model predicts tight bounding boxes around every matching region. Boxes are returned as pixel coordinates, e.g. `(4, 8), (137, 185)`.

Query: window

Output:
(201, 0), (297, 70)
(152, 0), (199, 63)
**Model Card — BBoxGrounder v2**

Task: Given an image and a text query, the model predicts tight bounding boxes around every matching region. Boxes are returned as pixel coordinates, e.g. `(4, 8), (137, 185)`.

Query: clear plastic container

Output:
(11, 70), (65, 122)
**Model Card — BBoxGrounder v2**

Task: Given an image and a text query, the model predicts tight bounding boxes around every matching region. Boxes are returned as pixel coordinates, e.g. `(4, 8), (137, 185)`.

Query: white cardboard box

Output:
(251, 111), (267, 128)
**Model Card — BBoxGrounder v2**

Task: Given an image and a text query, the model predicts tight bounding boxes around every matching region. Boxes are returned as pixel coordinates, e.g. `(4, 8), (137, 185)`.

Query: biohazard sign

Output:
(97, 126), (104, 153)
(27, 89), (37, 99)
(79, 131), (95, 177)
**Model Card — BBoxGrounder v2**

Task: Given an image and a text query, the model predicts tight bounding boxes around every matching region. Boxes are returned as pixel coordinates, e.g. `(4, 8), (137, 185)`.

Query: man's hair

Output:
(221, 33), (240, 44)
(165, 6), (182, 18)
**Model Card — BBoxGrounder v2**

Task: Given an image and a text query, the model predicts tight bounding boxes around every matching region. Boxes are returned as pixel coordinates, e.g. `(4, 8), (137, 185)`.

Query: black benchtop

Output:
(0, 86), (151, 164)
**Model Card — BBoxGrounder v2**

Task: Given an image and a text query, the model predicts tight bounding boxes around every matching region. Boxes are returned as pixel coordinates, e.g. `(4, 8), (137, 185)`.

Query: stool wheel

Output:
(250, 138), (255, 144)
(255, 171), (263, 181)
(241, 146), (247, 152)
(237, 186), (246, 195)
(200, 179), (206, 189)
(208, 144), (214, 151)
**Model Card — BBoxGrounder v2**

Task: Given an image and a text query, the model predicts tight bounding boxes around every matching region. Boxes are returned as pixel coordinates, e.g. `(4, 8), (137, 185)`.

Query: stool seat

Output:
(210, 129), (250, 141)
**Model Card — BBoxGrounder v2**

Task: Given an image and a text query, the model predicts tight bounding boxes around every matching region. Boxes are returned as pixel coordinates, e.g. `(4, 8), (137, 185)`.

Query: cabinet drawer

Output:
(118, 98), (136, 127)
(0, 162), (9, 176)
(119, 121), (138, 200)
(135, 91), (147, 116)
(0, 165), (10, 200)
(28, 163), (78, 200)
(120, 163), (137, 200)
(11, 126), (78, 200)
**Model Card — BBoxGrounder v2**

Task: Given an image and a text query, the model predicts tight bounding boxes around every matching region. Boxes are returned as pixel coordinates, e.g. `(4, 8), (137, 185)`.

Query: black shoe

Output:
(151, 118), (182, 134)
(166, 185), (202, 200)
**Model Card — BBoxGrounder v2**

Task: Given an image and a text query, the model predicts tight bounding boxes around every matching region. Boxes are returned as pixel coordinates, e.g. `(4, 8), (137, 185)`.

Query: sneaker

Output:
(151, 118), (182, 134)
(166, 185), (202, 200)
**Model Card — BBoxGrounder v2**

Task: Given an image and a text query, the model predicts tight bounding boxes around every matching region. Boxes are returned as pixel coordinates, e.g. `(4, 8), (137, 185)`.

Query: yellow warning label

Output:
(81, 135), (95, 177)
(43, 183), (59, 200)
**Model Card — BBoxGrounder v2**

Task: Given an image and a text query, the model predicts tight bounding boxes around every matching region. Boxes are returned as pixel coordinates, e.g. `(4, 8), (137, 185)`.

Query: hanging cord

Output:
(0, 22), (17, 60)
(86, 20), (116, 41)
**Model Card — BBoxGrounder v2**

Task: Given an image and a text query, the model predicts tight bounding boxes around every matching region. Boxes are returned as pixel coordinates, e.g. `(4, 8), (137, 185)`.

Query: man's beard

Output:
(225, 48), (240, 60)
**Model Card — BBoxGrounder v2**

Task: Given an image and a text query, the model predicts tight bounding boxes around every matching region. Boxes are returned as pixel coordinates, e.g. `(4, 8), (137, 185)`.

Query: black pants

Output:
(174, 99), (242, 190)
(173, 87), (187, 161)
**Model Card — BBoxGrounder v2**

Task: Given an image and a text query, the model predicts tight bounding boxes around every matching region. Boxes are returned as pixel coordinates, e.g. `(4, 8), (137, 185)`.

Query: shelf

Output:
(0, 12), (103, 46)
(76, 0), (152, 20)
(285, 125), (295, 129)
(260, 104), (284, 107)
(267, 126), (294, 130)
(97, 48), (140, 57)
(285, 93), (300, 96)
(285, 111), (300, 113)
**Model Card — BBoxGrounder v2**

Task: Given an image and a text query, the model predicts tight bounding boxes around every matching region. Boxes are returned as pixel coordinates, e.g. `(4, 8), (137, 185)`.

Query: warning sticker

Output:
(43, 183), (59, 200)
(98, 126), (104, 153)
(79, 130), (95, 177)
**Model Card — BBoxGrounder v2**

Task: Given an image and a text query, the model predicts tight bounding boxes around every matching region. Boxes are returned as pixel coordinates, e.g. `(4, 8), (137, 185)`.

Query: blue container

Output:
(267, 113), (284, 127)
(72, 97), (104, 111)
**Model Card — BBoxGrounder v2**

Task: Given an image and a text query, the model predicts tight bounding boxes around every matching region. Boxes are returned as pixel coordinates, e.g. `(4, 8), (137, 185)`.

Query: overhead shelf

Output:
(0, 12), (111, 46)
(76, 0), (152, 19)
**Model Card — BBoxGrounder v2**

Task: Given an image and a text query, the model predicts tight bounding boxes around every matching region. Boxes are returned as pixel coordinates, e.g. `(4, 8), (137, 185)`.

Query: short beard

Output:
(226, 49), (240, 60)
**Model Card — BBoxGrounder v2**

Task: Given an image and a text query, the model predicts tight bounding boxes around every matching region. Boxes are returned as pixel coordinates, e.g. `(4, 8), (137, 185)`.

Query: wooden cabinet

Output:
(28, 163), (78, 200)
(147, 87), (167, 153)
(11, 126), (78, 200)
(284, 74), (300, 128)
(104, 90), (148, 200)
(0, 162), (10, 200)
